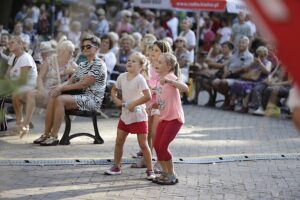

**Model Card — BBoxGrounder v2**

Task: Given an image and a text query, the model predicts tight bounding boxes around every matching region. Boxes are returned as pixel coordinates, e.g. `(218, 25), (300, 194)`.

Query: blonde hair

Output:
(141, 34), (157, 54)
(161, 52), (181, 79)
(145, 44), (154, 59)
(130, 52), (151, 79)
(175, 36), (187, 47)
(154, 40), (173, 53)
(256, 46), (268, 57)
(119, 34), (135, 48)
(121, 10), (132, 18)
(57, 39), (75, 54)
(10, 35), (26, 51)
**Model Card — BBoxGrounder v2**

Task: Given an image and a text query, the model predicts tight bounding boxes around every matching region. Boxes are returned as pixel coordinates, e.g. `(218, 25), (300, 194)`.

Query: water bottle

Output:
(134, 106), (142, 113)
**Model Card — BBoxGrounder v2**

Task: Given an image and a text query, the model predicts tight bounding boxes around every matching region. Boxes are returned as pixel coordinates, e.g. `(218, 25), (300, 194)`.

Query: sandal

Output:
(33, 134), (49, 144)
(156, 173), (179, 185)
(19, 125), (29, 139)
(152, 172), (167, 183)
(40, 136), (59, 146)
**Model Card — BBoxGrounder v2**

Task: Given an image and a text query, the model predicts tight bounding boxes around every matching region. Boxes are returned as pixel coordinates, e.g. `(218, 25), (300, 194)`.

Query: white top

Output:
(245, 21), (257, 37)
(58, 17), (71, 33)
(217, 27), (232, 44)
(232, 22), (252, 47)
(68, 31), (81, 48)
(167, 17), (179, 40)
(98, 51), (116, 74)
(287, 86), (300, 112)
(179, 30), (196, 62)
(116, 72), (149, 124)
(9, 52), (37, 87)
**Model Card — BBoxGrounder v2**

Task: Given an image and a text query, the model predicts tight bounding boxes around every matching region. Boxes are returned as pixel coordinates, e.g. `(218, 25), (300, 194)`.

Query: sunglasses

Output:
(81, 44), (96, 50)
(176, 40), (184, 43)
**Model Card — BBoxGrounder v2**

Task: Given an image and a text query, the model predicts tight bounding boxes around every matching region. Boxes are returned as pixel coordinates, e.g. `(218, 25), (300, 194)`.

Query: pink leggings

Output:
(153, 119), (182, 161)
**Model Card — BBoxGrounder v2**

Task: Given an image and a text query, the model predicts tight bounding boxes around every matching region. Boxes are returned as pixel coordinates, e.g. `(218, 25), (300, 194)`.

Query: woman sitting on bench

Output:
(18, 39), (77, 138)
(33, 34), (107, 146)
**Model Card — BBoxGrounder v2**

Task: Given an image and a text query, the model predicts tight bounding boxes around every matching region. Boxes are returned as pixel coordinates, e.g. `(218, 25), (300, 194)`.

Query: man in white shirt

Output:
(179, 18), (196, 62)
(166, 11), (179, 41)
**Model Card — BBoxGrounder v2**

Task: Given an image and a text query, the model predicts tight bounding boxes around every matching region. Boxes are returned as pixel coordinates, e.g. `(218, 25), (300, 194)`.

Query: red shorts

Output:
(117, 120), (148, 134)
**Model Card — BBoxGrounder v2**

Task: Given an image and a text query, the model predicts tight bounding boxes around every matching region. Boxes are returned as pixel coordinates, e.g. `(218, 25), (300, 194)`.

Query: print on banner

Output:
(171, 0), (226, 11)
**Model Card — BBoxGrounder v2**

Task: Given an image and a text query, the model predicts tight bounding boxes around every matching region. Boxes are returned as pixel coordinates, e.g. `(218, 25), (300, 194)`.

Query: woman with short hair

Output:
(33, 34), (107, 146)
(98, 34), (116, 80)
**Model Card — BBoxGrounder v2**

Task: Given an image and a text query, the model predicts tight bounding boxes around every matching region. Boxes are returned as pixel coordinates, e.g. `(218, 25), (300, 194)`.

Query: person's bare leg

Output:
(50, 95), (77, 137)
(151, 115), (160, 151)
(22, 90), (38, 127)
(114, 129), (129, 168)
(12, 94), (24, 126)
(43, 98), (56, 136)
(159, 161), (168, 173)
(137, 134), (153, 171)
(242, 94), (250, 108)
(292, 107), (300, 131)
(147, 115), (153, 150)
(165, 160), (175, 175)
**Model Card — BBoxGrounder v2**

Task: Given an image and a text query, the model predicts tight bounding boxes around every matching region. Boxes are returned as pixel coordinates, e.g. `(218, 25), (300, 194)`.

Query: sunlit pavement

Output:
(0, 105), (299, 199)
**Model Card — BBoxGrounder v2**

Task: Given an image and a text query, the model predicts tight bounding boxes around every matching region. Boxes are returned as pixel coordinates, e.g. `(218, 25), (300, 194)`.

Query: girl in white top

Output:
(105, 52), (155, 180)
(8, 35), (37, 134)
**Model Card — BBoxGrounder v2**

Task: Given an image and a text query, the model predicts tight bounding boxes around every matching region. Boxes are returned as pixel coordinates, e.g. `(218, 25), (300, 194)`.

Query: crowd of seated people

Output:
(191, 35), (293, 117)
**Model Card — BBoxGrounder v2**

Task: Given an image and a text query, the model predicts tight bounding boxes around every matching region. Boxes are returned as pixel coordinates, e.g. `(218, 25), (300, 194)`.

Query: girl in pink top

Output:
(147, 41), (173, 151)
(153, 52), (188, 185)
(133, 41), (173, 169)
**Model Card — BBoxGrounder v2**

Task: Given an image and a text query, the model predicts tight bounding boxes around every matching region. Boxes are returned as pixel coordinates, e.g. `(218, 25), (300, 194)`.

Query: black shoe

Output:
(40, 136), (59, 146)
(33, 134), (49, 144)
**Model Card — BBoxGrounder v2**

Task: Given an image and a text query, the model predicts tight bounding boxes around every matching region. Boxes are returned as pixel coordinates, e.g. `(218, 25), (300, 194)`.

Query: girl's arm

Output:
(162, 77), (189, 93)
(127, 89), (151, 112)
(111, 84), (122, 107)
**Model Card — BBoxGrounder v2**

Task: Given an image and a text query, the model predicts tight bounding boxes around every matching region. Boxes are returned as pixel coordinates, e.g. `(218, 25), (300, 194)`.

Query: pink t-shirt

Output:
(146, 66), (160, 108)
(156, 73), (185, 123)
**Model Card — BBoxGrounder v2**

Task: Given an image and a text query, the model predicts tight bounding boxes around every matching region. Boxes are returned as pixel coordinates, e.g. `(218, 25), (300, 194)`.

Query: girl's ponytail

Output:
(174, 61), (181, 80)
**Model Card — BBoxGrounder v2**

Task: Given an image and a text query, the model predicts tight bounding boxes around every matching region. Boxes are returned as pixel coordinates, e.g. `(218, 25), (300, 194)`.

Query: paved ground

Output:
(0, 105), (299, 200)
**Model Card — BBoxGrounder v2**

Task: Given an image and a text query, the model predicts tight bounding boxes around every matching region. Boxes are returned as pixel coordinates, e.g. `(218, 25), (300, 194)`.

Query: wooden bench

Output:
(59, 109), (104, 145)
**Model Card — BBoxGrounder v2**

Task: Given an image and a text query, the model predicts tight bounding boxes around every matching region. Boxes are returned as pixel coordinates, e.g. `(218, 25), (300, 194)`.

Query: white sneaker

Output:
(104, 166), (121, 175)
(253, 107), (265, 116)
(146, 170), (156, 180)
